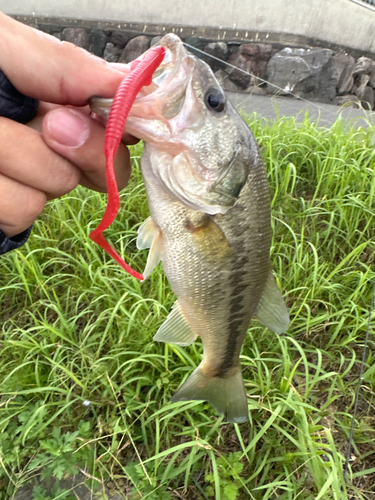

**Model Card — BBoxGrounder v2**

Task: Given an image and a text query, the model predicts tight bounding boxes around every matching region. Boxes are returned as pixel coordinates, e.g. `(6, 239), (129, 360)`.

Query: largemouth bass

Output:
(90, 34), (289, 423)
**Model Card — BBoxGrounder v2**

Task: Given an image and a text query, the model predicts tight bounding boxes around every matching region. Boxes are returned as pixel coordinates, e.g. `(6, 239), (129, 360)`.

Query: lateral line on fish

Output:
(89, 45), (166, 281)
(182, 42), (343, 120)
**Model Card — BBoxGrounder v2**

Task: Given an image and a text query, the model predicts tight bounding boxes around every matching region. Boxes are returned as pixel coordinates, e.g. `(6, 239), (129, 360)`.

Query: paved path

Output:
(226, 91), (375, 128)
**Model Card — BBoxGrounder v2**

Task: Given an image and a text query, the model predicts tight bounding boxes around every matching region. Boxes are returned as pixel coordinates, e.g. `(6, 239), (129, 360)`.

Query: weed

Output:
(28, 423), (91, 480)
(32, 484), (75, 500)
(0, 116), (374, 499)
(205, 452), (244, 499)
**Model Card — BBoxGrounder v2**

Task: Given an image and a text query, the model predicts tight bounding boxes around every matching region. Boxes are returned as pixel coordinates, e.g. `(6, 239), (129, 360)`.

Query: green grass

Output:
(1, 114), (375, 499)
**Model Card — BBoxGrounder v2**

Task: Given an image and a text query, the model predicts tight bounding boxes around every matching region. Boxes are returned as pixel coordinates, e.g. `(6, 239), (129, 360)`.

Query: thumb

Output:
(42, 107), (131, 192)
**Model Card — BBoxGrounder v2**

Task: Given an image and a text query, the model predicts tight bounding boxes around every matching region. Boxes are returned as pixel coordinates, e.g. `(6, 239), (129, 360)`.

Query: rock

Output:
(368, 67), (375, 88)
(361, 86), (374, 109)
(353, 56), (375, 75)
(151, 36), (163, 47)
(353, 76), (375, 109)
(294, 57), (339, 103)
(226, 54), (251, 88)
(240, 43), (273, 60)
(241, 43), (273, 86)
(119, 35), (150, 63)
(110, 31), (132, 48)
(336, 94), (361, 108)
(353, 73), (370, 99)
(62, 28), (90, 50)
(223, 78), (243, 91)
(214, 69), (242, 91)
(89, 29), (107, 57)
(267, 48), (311, 95)
(103, 42), (122, 62)
(205, 41), (228, 58)
(332, 52), (356, 95)
(227, 43), (272, 89)
(267, 47), (338, 102)
(38, 23), (64, 36)
(302, 48), (332, 74)
(246, 85), (267, 95)
(204, 42), (228, 71)
(46, 27), (62, 40)
(184, 37), (207, 51)
(227, 42), (242, 59)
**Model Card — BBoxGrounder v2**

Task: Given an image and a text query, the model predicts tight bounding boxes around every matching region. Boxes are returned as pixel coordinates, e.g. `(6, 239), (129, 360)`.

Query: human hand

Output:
(0, 13), (135, 238)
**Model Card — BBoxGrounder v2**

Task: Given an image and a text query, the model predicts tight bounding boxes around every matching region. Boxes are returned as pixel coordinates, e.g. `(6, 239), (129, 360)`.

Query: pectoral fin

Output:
(254, 272), (290, 334)
(154, 300), (197, 346)
(137, 217), (163, 280)
(137, 217), (157, 250)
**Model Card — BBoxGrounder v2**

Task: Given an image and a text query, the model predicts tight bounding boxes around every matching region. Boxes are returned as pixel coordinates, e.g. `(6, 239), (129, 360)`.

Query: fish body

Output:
(90, 34), (289, 423)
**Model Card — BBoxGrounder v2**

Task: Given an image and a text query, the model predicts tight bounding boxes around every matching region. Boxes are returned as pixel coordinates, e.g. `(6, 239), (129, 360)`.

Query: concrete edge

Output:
(10, 14), (375, 60)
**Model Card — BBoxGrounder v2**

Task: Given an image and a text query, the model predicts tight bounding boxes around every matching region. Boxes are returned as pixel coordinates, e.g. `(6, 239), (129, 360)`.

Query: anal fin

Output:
(254, 272), (290, 334)
(154, 300), (197, 346)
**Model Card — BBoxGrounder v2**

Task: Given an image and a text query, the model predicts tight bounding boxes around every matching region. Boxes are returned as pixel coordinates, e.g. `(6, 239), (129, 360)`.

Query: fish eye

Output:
(204, 88), (226, 113)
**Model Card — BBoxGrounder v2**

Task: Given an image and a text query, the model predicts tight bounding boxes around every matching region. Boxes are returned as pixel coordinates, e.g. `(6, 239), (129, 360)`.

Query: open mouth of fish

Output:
(90, 34), (250, 214)
(90, 35), (192, 136)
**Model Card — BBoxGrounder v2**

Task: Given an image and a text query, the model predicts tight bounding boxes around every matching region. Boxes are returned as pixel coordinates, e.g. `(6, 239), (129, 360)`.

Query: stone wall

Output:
(29, 20), (375, 110)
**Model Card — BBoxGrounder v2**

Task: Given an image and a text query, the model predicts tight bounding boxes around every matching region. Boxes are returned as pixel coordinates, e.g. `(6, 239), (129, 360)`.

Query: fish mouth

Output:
(90, 34), (194, 141)
(126, 35), (195, 131)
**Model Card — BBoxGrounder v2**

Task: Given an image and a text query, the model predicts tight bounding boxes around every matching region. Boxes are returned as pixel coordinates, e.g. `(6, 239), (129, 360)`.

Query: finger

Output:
(0, 13), (130, 105)
(36, 103), (139, 146)
(0, 172), (47, 238)
(0, 117), (80, 198)
(42, 107), (132, 192)
(90, 111), (140, 145)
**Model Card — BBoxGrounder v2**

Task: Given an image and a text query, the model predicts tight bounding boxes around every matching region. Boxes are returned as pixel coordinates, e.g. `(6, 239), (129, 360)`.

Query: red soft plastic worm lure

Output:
(89, 46), (166, 281)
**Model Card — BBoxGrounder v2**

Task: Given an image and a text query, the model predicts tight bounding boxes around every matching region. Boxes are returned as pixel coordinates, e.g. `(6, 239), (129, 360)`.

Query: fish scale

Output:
(90, 33), (289, 423)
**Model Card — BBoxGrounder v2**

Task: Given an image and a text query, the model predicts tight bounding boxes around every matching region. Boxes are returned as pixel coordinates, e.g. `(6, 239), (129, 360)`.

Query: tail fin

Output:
(171, 363), (248, 423)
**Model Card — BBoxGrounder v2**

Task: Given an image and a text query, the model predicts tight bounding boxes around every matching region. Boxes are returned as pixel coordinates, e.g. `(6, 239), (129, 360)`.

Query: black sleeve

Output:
(0, 226), (33, 255)
(0, 69), (39, 123)
(0, 69), (39, 255)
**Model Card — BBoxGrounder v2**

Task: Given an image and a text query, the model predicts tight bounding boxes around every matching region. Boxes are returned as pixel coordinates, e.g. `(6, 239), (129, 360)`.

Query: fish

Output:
(90, 34), (289, 423)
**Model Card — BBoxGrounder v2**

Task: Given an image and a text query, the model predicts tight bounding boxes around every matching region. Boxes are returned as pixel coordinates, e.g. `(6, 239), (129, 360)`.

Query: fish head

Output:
(90, 34), (256, 214)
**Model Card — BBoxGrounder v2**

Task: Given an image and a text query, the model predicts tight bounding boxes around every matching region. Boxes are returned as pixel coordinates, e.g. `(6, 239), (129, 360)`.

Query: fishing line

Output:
(183, 41), (348, 120)
(343, 278), (375, 482)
